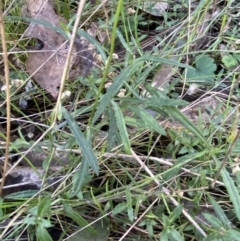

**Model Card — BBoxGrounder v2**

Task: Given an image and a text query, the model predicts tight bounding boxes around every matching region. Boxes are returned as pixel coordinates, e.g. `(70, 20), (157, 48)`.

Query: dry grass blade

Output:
(0, 3), (10, 195)
(129, 149), (207, 238)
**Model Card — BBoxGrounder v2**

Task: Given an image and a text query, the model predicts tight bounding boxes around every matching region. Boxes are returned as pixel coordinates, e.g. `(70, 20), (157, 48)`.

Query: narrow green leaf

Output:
(40, 219), (52, 228)
(71, 158), (90, 197)
(160, 228), (169, 241)
(36, 226), (53, 241)
(131, 107), (166, 135)
(23, 217), (36, 225)
(77, 29), (107, 63)
(112, 203), (127, 215)
(63, 107), (99, 175)
(126, 188), (132, 205)
(116, 29), (133, 55)
(208, 194), (232, 228)
(107, 108), (118, 151)
(146, 220), (155, 236)
(93, 61), (143, 123)
(111, 101), (131, 153)
(147, 97), (188, 107)
(128, 206), (134, 222)
(226, 229), (240, 239)
(221, 167), (240, 221)
(169, 204), (183, 223)
(165, 106), (210, 147)
(4, 190), (39, 199)
(202, 213), (223, 228)
(63, 202), (94, 233)
(141, 56), (194, 69)
(38, 195), (51, 217)
(162, 151), (206, 180)
(170, 228), (184, 241)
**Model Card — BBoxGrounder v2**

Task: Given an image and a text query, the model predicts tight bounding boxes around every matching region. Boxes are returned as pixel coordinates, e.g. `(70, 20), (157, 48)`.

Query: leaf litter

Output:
(22, 0), (97, 98)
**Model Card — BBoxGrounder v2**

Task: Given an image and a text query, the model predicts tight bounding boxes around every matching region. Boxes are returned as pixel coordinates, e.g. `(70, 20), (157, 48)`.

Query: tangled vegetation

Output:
(0, 0), (240, 240)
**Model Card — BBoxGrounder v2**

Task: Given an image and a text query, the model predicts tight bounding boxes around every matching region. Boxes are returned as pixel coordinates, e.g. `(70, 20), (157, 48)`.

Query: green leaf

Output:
(163, 151), (206, 181)
(207, 194), (232, 228)
(202, 213), (223, 228)
(126, 188), (132, 205)
(116, 29), (133, 55)
(147, 96), (188, 107)
(63, 107), (99, 175)
(169, 228), (184, 241)
(169, 204), (183, 223)
(107, 108), (118, 151)
(68, 219), (110, 241)
(186, 55), (217, 82)
(71, 158), (91, 197)
(127, 206), (134, 222)
(221, 167), (240, 221)
(92, 55), (193, 124)
(38, 195), (51, 217)
(23, 217), (36, 225)
(63, 202), (94, 232)
(4, 190), (39, 199)
(112, 203), (127, 215)
(160, 228), (169, 241)
(164, 106), (210, 147)
(36, 225), (53, 241)
(111, 100), (131, 153)
(77, 29), (107, 63)
(233, 53), (240, 62)
(222, 55), (238, 69)
(40, 218), (52, 228)
(146, 219), (155, 236)
(226, 229), (240, 240)
(131, 107), (166, 135)
(92, 61), (143, 123)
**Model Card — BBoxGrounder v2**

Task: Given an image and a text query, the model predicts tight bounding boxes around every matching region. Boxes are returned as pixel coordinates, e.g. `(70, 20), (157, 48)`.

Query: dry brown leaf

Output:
(23, 0), (97, 98)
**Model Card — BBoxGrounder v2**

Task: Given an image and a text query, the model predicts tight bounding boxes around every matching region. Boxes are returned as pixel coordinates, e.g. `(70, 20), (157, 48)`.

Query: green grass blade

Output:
(221, 167), (240, 221)
(62, 107), (99, 175)
(111, 100), (131, 153)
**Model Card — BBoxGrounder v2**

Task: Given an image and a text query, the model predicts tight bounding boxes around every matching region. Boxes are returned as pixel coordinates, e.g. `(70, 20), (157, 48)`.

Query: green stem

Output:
(88, 0), (124, 125)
